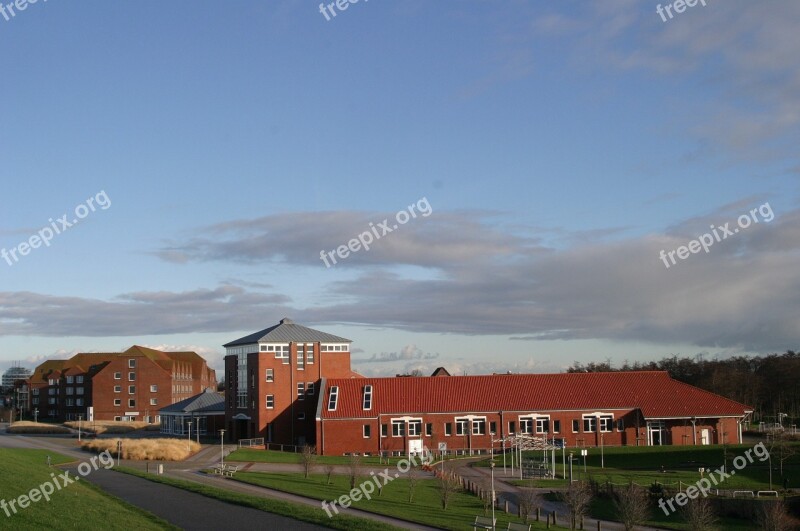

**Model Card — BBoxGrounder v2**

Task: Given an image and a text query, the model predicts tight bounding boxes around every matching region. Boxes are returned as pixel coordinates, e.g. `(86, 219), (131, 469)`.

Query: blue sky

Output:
(1, 0), (798, 377)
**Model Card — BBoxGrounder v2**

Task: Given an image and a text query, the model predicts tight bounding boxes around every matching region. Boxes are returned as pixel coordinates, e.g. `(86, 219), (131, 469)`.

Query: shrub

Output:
(82, 438), (201, 461)
(7, 421), (71, 434)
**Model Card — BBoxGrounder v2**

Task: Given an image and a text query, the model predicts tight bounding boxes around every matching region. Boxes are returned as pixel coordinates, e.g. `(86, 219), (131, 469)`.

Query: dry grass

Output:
(64, 420), (152, 434)
(82, 438), (201, 461)
(7, 421), (71, 434)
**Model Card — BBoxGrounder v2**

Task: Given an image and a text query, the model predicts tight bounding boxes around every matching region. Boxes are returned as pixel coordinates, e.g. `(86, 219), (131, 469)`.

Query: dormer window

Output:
(362, 385), (372, 410)
(327, 386), (339, 411)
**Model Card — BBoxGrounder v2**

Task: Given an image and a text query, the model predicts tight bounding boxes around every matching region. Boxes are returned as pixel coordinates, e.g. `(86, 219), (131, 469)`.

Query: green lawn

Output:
(234, 471), (563, 530)
(117, 467), (401, 531)
(500, 443), (800, 490)
(227, 448), (432, 467)
(0, 449), (174, 530)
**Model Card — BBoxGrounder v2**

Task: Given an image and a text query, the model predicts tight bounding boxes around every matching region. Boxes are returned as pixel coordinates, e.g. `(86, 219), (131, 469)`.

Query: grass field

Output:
(0, 449), (175, 530)
(7, 421), (71, 434)
(65, 420), (152, 434)
(117, 467), (403, 531)
(498, 443), (800, 490)
(234, 471), (562, 530)
(82, 438), (201, 461)
(227, 448), (418, 466)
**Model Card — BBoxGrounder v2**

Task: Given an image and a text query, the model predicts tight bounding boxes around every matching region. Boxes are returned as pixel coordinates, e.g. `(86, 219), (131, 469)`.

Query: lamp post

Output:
(187, 421), (193, 441)
(219, 429), (226, 467)
(34, 408), (38, 423)
(490, 460), (496, 531)
(78, 414), (83, 442)
(600, 432), (604, 469)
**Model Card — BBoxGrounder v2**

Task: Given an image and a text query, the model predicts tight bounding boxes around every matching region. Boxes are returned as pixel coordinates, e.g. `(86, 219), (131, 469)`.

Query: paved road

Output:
(78, 467), (325, 531)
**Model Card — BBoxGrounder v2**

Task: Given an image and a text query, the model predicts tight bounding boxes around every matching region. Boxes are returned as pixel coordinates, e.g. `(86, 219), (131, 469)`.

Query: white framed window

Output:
(363, 425), (371, 438)
(408, 420), (422, 436)
(32, 388), (39, 396)
(362, 385), (372, 410)
(583, 417), (597, 433)
(266, 394), (274, 409)
(297, 382), (305, 400)
(66, 398), (74, 407)
(76, 398), (83, 406)
(599, 415), (614, 432)
(129, 385), (135, 394)
(128, 359), (136, 368)
(297, 345), (305, 370)
(150, 398), (158, 406)
(128, 399), (136, 408)
(76, 375), (84, 384)
(617, 419), (624, 431)
(553, 420), (561, 433)
(391, 420), (405, 437)
(266, 369), (273, 382)
(455, 418), (468, 436)
(114, 372), (121, 380)
(297, 412), (306, 420)
(307, 382), (314, 395)
(114, 386), (121, 393)
(128, 372), (136, 381)
(66, 376), (74, 384)
(472, 419), (486, 435)
(307, 347), (314, 364)
(520, 418), (533, 434)
(114, 416), (121, 421)
(114, 399), (122, 407)
(536, 418), (550, 434)
(327, 386), (338, 411)
(150, 385), (158, 393)
(572, 419), (580, 433)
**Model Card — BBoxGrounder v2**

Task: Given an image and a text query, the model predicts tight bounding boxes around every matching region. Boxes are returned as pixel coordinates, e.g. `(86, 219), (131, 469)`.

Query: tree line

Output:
(567, 350), (800, 425)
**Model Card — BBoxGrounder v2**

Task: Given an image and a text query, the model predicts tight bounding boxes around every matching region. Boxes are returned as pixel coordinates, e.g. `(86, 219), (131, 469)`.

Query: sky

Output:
(1, 0), (798, 378)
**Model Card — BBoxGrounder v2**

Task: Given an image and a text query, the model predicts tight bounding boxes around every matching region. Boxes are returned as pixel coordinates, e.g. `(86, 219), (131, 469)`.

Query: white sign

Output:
(438, 442), (447, 452)
(581, 449), (588, 456)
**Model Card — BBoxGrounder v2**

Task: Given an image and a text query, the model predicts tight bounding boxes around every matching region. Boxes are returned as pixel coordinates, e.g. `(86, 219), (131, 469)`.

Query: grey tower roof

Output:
(223, 318), (352, 347)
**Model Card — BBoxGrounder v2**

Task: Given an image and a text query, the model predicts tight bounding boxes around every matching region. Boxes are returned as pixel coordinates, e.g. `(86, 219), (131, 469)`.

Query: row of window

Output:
(33, 398), (85, 407)
(113, 385), (159, 394)
(113, 398), (157, 407)
(64, 375), (85, 384)
(264, 382), (316, 409)
(361, 416), (625, 438)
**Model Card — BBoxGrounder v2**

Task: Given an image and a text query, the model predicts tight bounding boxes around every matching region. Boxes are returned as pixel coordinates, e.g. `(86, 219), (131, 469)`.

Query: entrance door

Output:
(701, 429), (710, 445)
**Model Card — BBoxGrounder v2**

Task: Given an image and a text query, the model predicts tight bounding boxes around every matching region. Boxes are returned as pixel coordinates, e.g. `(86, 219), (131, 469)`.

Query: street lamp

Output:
(600, 432), (604, 469)
(78, 414), (83, 442)
(219, 429), (226, 467)
(187, 420), (193, 441)
(490, 460), (496, 531)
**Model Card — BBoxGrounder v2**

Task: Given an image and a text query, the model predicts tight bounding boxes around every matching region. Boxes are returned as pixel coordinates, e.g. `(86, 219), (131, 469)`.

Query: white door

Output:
(701, 429), (710, 445)
(408, 438), (423, 457)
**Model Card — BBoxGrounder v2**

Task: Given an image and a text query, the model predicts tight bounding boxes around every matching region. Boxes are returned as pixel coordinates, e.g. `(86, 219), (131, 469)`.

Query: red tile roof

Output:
(322, 371), (751, 420)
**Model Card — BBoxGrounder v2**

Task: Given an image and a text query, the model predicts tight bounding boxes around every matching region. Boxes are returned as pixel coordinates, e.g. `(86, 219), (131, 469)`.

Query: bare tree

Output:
(300, 445), (317, 479)
(614, 482), (650, 531)
(324, 464), (335, 485)
(407, 464), (419, 503)
(347, 454), (362, 490)
(682, 496), (717, 531)
(759, 499), (795, 531)
(437, 471), (461, 510)
(769, 432), (798, 479)
(517, 481), (540, 523)
(564, 481), (592, 531)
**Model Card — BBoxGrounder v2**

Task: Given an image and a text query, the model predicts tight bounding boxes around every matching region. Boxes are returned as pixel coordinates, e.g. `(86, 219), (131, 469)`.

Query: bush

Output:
(7, 421), (71, 434)
(65, 420), (152, 434)
(82, 438), (201, 461)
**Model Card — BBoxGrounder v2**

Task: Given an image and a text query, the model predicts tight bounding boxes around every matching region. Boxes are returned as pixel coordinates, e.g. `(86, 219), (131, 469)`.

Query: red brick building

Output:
(223, 318), (360, 445)
(317, 371), (752, 456)
(224, 319), (752, 455)
(28, 346), (216, 423)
